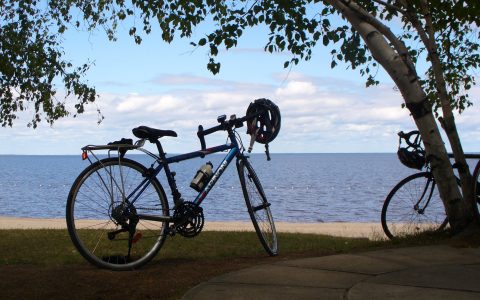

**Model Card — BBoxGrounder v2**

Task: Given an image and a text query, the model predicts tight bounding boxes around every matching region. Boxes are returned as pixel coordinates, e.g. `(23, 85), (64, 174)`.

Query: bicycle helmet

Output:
(246, 98), (281, 144)
(397, 130), (426, 170)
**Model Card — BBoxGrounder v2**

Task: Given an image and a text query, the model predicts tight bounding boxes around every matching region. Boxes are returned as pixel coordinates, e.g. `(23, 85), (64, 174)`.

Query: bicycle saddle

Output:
(132, 126), (177, 140)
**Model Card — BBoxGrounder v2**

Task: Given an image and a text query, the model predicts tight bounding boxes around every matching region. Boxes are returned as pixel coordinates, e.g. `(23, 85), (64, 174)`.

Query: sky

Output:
(1, 14), (479, 155)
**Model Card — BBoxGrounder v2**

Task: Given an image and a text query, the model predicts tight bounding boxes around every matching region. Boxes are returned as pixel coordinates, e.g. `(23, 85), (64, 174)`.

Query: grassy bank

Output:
(0, 229), (454, 300)
(0, 229), (382, 265)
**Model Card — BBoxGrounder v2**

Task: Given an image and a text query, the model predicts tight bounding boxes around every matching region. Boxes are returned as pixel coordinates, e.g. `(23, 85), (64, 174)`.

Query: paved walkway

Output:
(183, 245), (480, 300)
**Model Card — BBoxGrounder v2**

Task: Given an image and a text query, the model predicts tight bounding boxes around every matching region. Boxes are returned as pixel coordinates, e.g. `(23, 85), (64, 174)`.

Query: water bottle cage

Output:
(190, 163), (213, 192)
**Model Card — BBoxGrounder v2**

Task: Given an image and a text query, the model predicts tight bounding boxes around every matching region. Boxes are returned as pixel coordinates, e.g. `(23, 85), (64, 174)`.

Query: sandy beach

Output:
(0, 216), (385, 240)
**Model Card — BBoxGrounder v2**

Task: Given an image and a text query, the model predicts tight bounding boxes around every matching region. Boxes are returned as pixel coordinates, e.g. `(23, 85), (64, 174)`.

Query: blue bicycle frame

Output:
(124, 130), (242, 223)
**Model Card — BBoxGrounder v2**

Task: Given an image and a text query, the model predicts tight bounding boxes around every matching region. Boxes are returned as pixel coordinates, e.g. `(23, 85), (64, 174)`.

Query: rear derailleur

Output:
(107, 202), (141, 245)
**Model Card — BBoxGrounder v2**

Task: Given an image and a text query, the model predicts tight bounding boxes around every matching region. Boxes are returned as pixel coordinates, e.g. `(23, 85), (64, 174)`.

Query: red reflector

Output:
(82, 151), (88, 160)
(132, 233), (143, 244)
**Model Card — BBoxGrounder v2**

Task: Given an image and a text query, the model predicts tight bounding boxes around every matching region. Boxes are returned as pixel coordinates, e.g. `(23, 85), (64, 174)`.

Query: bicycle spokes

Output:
(68, 103), (282, 270)
(381, 172), (448, 239)
(67, 158), (169, 270)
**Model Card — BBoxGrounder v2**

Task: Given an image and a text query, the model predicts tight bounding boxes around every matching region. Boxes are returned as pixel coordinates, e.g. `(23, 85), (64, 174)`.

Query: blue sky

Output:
(1, 18), (479, 155)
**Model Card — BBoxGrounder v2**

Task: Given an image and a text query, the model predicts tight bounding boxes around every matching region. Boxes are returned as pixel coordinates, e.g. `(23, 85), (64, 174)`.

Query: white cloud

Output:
(275, 80), (317, 97)
(116, 94), (154, 112)
(151, 73), (230, 86)
(371, 107), (407, 121)
(343, 123), (375, 132)
(149, 95), (185, 113)
(201, 92), (247, 110)
(2, 73), (479, 154)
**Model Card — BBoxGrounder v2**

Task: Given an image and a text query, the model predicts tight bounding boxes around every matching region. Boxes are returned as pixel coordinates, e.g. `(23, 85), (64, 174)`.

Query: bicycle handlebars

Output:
(197, 114), (248, 151)
(398, 130), (423, 150)
(398, 130), (480, 160)
(197, 108), (272, 151)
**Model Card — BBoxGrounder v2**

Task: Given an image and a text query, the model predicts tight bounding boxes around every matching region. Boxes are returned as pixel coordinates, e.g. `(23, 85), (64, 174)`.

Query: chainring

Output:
(173, 201), (204, 238)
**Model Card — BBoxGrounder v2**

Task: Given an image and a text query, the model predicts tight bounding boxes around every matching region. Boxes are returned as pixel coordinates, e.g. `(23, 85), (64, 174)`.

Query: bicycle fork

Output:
(414, 177), (436, 214)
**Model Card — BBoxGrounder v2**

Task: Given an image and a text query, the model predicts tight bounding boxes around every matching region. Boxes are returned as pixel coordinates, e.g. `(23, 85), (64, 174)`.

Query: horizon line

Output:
(0, 152), (397, 156)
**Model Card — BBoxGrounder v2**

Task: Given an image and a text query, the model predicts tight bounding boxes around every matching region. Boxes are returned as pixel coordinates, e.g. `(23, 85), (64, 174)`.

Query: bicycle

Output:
(470, 157), (480, 226)
(66, 99), (280, 270)
(381, 130), (480, 239)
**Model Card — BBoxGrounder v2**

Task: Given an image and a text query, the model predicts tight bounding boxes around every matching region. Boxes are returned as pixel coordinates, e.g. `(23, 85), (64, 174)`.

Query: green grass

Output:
(1, 229), (474, 300)
(1, 228), (465, 267)
(0, 229), (387, 266)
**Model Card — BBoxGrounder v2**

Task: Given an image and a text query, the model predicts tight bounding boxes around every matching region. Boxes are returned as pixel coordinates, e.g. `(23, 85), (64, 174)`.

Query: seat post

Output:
(153, 139), (167, 159)
(152, 138), (183, 206)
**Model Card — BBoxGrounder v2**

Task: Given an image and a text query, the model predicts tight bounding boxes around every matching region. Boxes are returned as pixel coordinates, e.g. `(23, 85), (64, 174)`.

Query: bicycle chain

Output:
(134, 206), (163, 211)
(173, 201), (204, 238)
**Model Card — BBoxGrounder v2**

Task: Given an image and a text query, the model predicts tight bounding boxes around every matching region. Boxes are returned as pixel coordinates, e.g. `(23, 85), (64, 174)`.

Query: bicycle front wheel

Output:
(237, 157), (278, 256)
(472, 162), (480, 223)
(66, 157), (169, 270)
(381, 172), (449, 239)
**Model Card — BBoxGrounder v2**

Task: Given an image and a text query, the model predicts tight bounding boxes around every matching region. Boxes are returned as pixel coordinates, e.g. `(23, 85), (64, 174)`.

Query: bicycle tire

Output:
(66, 157), (169, 270)
(237, 157), (278, 256)
(381, 172), (449, 239)
(472, 162), (480, 223)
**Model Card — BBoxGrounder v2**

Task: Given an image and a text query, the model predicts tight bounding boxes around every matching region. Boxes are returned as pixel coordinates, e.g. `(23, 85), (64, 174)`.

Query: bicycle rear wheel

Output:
(237, 157), (278, 256)
(381, 172), (449, 239)
(66, 157), (169, 270)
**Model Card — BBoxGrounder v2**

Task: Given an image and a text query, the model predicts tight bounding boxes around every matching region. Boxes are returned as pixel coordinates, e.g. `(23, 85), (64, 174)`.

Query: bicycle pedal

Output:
(167, 225), (177, 236)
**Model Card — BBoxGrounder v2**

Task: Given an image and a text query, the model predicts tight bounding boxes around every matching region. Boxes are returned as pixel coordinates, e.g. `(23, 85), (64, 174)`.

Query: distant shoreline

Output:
(0, 153), (396, 156)
(0, 216), (385, 240)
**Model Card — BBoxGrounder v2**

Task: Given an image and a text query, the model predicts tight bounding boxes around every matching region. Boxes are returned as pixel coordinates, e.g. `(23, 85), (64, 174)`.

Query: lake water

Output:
(0, 153), (418, 223)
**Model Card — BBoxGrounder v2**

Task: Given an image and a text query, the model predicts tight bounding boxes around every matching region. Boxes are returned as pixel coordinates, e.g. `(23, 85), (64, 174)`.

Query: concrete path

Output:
(183, 245), (480, 300)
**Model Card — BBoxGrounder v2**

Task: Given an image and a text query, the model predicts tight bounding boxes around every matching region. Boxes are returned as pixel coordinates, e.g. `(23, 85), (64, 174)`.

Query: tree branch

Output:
(370, 0), (407, 15)
(335, 0), (417, 77)
(242, 0), (259, 17)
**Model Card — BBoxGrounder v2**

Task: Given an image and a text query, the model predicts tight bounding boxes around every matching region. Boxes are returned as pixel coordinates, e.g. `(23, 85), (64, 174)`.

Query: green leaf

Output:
(322, 35), (329, 46)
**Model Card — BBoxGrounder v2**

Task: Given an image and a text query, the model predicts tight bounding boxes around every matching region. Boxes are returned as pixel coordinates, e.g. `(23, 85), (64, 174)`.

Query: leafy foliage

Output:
(392, 0), (479, 115)
(69, 0), (479, 115)
(0, 0), (98, 128)
(1, 0), (478, 127)
(70, 1), (380, 83)
(424, 0), (479, 115)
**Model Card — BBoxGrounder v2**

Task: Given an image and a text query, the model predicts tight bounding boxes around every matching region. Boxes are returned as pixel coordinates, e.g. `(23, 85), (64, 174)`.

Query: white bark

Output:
(326, 0), (468, 231)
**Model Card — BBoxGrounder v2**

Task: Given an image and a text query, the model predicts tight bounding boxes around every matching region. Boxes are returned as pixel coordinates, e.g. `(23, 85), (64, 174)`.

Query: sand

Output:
(0, 216), (385, 240)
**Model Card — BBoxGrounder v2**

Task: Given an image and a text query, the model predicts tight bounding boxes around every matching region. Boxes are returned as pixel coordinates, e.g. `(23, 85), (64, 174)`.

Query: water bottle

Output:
(190, 162), (213, 192)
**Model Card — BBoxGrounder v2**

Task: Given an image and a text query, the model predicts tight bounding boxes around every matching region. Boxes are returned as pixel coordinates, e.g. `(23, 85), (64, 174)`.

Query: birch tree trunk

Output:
(399, 0), (476, 224)
(327, 0), (471, 233)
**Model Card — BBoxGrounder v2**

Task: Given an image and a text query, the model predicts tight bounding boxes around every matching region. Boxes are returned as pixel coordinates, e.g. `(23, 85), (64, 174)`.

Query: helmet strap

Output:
(248, 127), (259, 153)
(265, 144), (271, 161)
